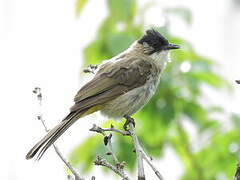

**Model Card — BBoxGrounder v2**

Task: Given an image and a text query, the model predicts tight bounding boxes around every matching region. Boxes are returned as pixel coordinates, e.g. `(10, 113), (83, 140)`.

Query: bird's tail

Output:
(26, 105), (101, 160)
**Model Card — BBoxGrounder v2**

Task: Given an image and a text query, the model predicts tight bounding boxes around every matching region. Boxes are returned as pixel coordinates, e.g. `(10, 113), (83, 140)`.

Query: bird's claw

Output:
(123, 115), (135, 131)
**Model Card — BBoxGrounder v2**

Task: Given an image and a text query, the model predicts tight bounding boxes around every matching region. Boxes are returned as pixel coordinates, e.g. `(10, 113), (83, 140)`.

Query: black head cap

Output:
(138, 29), (180, 54)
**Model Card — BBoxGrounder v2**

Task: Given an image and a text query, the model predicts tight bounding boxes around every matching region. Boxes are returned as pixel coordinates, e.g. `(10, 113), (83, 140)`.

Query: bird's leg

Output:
(123, 115), (135, 131)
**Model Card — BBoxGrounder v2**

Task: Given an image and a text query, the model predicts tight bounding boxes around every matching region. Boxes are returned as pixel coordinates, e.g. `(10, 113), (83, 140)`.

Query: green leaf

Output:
(75, 0), (87, 16)
(107, 0), (136, 22)
(232, 113), (240, 128)
(69, 135), (103, 173)
(106, 32), (135, 55)
(73, 0), (233, 178)
(187, 71), (224, 88)
(183, 101), (216, 130)
(188, 130), (240, 179)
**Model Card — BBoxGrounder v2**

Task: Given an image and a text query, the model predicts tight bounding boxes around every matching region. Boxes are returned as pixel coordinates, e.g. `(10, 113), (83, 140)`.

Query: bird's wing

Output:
(70, 55), (156, 112)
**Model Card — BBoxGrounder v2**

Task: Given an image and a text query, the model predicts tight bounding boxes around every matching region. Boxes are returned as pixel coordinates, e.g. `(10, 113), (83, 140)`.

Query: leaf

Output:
(106, 32), (135, 55)
(72, 0), (233, 178)
(186, 130), (240, 179)
(68, 135), (103, 173)
(183, 101), (218, 130)
(232, 113), (240, 128)
(187, 71), (224, 88)
(107, 0), (136, 22)
(75, 0), (87, 16)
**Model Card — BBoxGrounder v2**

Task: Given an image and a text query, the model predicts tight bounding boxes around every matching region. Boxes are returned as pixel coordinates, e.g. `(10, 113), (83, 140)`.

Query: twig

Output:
(94, 156), (129, 180)
(124, 115), (164, 180)
(234, 163), (240, 180)
(33, 87), (84, 180)
(90, 124), (120, 163)
(83, 64), (98, 74)
(128, 122), (145, 180)
(141, 150), (164, 180)
(104, 133), (119, 164)
(90, 124), (130, 179)
(90, 119), (164, 180)
(90, 124), (130, 136)
(236, 80), (240, 84)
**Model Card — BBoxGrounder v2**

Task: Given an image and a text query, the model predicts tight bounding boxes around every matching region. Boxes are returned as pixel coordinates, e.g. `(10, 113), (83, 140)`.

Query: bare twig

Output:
(33, 87), (84, 180)
(33, 87), (164, 180)
(94, 156), (129, 180)
(91, 119), (164, 180)
(90, 124), (130, 136)
(90, 124), (130, 179)
(90, 124), (120, 163)
(127, 120), (145, 180)
(83, 64), (98, 74)
(141, 150), (164, 180)
(90, 124), (130, 165)
(121, 115), (145, 179)
(234, 163), (240, 180)
(104, 133), (119, 164)
(123, 115), (164, 180)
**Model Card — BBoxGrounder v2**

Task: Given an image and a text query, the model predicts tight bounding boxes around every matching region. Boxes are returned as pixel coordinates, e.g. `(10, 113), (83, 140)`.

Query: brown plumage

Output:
(26, 29), (179, 160)
(26, 53), (157, 160)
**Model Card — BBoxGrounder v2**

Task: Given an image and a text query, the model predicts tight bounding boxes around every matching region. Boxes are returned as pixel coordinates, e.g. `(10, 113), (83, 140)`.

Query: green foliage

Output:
(107, 0), (136, 22)
(75, 0), (87, 15)
(70, 0), (239, 179)
(69, 135), (103, 172)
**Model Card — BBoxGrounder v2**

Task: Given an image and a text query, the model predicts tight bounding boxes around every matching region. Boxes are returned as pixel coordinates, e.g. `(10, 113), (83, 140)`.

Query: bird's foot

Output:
(123, 115), (135, 131)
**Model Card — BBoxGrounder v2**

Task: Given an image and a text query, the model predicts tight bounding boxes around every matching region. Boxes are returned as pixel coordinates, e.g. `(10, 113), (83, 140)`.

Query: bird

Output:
(26, 29), (180, 160)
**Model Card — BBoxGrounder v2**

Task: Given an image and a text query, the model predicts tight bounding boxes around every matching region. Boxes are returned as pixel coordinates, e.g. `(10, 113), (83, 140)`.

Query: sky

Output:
(0, 0), (240, 179)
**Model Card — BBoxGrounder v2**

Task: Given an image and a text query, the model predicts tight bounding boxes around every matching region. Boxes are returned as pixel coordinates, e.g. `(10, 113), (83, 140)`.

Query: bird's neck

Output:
(131, 42), (170, 70)
(150, 51), (170, 74)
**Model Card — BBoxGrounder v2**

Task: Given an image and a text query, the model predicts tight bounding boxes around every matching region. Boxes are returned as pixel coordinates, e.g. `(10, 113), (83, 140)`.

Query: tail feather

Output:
(36, 115), (76, 160)
(26, 110), (84, 160)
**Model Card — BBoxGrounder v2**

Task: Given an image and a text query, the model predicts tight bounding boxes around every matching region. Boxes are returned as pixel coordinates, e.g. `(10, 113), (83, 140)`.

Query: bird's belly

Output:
(101, 80), (158, 119)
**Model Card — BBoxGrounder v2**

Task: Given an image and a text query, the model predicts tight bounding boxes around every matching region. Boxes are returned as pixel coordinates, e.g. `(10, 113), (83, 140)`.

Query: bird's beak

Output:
(164, 43), (180, 50)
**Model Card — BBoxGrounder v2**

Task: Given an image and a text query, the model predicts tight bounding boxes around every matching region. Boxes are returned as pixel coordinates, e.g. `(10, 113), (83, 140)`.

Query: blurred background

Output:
(0, 0), (240, 179)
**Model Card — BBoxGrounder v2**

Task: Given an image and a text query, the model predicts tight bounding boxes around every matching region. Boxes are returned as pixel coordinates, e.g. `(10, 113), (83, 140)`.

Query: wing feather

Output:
(70, 55), (155, 112)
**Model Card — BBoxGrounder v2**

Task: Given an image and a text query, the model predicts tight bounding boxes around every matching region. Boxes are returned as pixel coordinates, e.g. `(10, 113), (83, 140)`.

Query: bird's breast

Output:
(100, 74), (160, 120)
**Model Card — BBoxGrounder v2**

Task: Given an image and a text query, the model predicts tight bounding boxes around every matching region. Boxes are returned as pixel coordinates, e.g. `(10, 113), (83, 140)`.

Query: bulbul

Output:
(26, 29), (179, 160)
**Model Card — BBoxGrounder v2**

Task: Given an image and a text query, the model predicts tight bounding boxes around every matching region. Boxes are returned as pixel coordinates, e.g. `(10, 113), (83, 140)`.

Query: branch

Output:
(124, 115), (164, 180)
(33, 87), (165, 180)
(141, 150), (164, 180)
(90, 124), (130, 180)
(33, 87), (84, 180)
(94, 156), (129, 180)
(90, 124), (130, 136)
(128, 122), (145, 180)
(83, 64), (98, 74)
(234, 163), (240, 180)
(236, 80), (240, 84)
(104, 133), (119, 164)
(91, 118), (164, 180)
